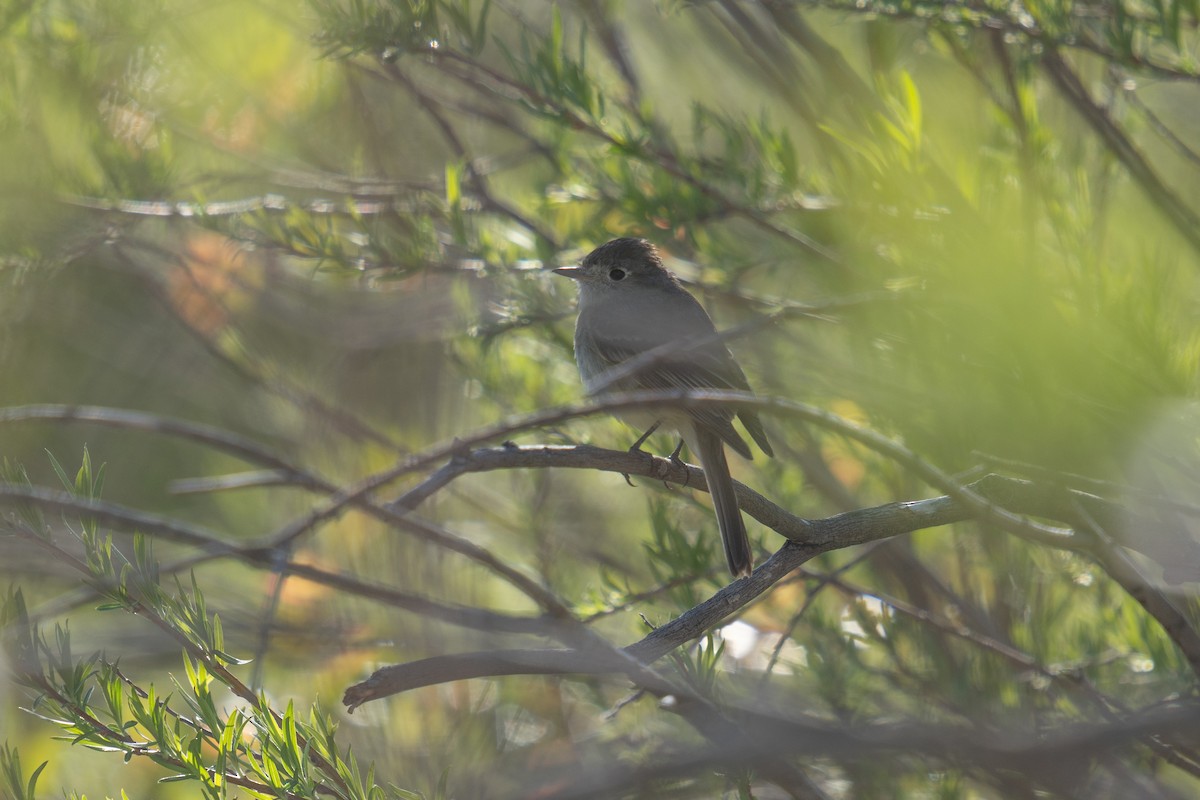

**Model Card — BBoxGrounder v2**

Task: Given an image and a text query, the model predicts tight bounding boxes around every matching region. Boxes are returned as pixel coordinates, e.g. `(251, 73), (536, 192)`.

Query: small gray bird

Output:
(554, 237), (773, 578)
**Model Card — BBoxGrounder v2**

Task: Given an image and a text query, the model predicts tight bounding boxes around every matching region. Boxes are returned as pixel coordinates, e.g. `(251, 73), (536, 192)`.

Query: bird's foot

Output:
(628, 421), (662, 454)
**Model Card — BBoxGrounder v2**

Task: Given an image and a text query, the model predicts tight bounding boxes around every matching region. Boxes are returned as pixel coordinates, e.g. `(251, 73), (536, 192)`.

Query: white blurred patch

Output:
(859, 595), (885, 617)
(717, 623), (811, 671)
(718, 620), (761, 661)
(840, 618), (866, 638)
(1129, 655), (1155, 674)
(839, 608), (869, 649)
(1119, 399), (1200, 587)
(496, 704), (548, 747)
(857, 595), (891, 638)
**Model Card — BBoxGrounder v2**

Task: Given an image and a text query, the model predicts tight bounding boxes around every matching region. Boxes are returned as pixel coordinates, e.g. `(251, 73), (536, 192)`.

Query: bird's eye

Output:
(608, 268), (626, 281)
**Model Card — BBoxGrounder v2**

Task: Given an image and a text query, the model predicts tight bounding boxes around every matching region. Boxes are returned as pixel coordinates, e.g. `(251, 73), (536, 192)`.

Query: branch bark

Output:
(346, 451), (1200, 705)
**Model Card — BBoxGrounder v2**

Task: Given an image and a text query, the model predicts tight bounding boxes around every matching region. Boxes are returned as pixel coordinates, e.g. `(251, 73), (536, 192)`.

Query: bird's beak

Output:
(552, 265), (585, 279)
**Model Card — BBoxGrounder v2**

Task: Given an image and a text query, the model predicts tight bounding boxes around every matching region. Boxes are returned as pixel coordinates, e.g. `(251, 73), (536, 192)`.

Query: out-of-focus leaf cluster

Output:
(2, 0), (1200, 797)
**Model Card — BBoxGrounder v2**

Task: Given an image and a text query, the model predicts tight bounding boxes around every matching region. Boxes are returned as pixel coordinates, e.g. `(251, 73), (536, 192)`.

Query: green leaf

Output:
(74, 446), (92, 495)
(27, 760), (48, 800)
(900, 70), (922, 148)
(445, 160), (461, 208)
(45, 449), (73, 493)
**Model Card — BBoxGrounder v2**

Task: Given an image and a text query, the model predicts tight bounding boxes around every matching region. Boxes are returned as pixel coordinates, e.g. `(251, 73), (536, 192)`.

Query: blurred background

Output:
(2, 0), (1200, 797)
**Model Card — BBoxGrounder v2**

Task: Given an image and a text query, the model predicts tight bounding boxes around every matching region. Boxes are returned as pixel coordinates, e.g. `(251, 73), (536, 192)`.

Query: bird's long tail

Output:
(692, 426), (752, 578)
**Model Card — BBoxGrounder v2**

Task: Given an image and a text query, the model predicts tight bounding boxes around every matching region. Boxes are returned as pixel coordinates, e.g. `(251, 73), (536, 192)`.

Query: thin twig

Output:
(1042, 48), (1200, 258)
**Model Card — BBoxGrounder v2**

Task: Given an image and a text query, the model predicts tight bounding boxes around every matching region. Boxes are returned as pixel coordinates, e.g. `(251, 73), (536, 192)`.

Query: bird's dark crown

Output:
(582, 237), (664, 271)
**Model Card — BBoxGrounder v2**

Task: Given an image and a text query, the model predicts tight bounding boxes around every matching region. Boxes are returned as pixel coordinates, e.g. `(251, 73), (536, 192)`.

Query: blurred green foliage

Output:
(1, 0), (1200, 797)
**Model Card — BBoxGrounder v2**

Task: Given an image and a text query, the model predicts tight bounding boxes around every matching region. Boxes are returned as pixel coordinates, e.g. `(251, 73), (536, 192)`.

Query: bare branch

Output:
(0, 404), (319, 483)
(1043, 49), (1200, 258)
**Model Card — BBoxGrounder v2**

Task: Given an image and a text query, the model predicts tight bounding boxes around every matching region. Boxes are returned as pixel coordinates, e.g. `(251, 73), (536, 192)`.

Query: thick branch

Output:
(395, 444), (1098, 550)
(346, 460), (1189, 706)
(524, 699), (1200, 800)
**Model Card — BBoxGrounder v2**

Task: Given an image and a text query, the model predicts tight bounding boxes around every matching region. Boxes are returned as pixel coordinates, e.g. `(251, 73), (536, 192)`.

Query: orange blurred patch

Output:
(201, 102), (264, 153)
(823, 399), (870, 490)
(824, 442), (866, 492)
(167, 232), (262, 335)
(258, 549), (379, 672)
(262, 548), (337, 614)
(829, 398), (869, 425)
(746, 577), (807, 631)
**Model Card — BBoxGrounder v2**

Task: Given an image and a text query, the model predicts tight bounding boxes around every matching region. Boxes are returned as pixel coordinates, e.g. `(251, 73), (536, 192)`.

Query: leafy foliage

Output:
(1, 0), (1200, 798)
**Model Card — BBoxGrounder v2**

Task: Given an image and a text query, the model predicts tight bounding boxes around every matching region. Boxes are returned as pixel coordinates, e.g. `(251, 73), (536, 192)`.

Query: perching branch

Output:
(344, 455), (1200, 707)
(6, 399), (1197, 682)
